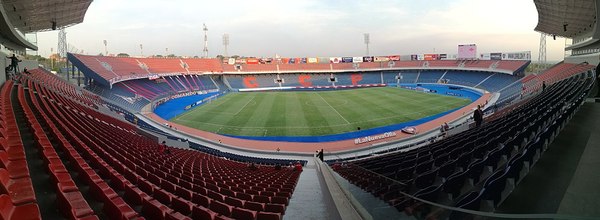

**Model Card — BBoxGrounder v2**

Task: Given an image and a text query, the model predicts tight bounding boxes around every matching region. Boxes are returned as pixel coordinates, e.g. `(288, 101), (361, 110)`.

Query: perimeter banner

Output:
(330, 57), (342, 63)
(490, 53), (502, 60)
(501, 51), (531, 60)
(342, 57), (353, 63)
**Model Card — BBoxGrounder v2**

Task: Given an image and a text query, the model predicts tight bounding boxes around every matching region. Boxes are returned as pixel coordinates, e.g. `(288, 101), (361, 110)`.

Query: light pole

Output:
(223, 34), (229, 57)
(364, 33), (370, 56)
(103, 40), (108, 56)
(140, 44), (143, 57)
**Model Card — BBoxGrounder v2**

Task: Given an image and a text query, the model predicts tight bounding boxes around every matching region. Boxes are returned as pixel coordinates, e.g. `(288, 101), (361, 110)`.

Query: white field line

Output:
(233, 96), (256, 115)
(316, 92), (351, 124)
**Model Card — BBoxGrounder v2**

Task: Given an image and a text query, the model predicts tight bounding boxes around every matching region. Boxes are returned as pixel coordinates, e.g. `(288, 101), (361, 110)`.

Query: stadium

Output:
(1, 0), (599, 220)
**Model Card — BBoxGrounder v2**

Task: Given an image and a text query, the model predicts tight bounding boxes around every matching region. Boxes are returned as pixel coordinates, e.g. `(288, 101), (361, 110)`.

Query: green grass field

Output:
(170, 87), (471, 137)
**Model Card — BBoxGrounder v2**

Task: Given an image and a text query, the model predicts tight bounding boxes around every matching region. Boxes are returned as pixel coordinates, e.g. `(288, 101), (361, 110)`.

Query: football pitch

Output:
(170, 87), (471, 137)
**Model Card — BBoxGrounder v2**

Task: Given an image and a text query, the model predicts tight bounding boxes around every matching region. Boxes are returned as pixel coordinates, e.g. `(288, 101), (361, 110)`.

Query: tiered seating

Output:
(0, 80), (41, 220)
(189, 142), (306, 167)
(277, 63), (331, 72)
(334, 73), (381, 85)
(184, 59), (223, 73)
(17, 70), (303, 220)
(495, 60), (530, 73)
(192, 75), (218, 90)
(27, 69), (102, 108)
(426, 60), (458, 68)
(478, 73), (522, 92)
(17, 80), (101, 219)
(272, 74), (330, 87)
(235, 64), (278, 72)
(462, 60), (495, 69)
(441, 71), (493, 87)
(332, 65), (593, 217)
(536, 62), (594, 86)
(143, 58), (187, 73)
(416, 71), (445, 83)
(70, 54), (223, 83)
(395, 60), (423, 68)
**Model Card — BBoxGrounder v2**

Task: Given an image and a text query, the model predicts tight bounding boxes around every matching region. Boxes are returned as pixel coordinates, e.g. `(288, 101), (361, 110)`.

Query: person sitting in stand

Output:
(294, 161), (303, 171)
(159, 141), (166, 154)
(248, 162), (258, 170)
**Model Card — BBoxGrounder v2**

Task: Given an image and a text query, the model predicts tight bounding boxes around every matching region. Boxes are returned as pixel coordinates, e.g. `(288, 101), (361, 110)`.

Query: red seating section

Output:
(0, 80), (41, 220)
(11, 68), (302, 219)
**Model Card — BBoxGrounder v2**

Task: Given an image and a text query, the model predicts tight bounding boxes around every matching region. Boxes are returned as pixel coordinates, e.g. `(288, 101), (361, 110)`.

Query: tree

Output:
(117, 53), (130, 57)
(166, 54), (177, 58)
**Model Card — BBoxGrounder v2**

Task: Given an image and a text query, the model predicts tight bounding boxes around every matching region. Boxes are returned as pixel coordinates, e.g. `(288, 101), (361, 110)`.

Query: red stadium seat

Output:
(256, 212), (281, 220)
(224, 196), (244, 207)
(231, 207), (257, 220)
(209, 200), (232, 217)
(192, 205), (216, 220)
(244, 201), (264, 212)
(103, 197), (139, 220)
(141, 198), (171, 220)
(154, 189), (173, 205)
(56, 190), (94, 219)
(171, 196), (192, 215)
(0, 194), (41, 220)
(165, 211), (192, 220)
(264, 203), (285, 214)
(270, 196), (288, 205)
(192, 193), (211, 207)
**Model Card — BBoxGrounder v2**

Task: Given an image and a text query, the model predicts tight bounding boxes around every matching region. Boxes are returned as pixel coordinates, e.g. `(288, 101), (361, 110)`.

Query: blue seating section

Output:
(442, 71), (493, 87)
(333, 70), (593, 216)
(333, 72), (382, 85)
(496, 82), (523, 105)
(416, 71), (445, 83)
(86, 84), (150, 112)
(478, 73), (522, 92)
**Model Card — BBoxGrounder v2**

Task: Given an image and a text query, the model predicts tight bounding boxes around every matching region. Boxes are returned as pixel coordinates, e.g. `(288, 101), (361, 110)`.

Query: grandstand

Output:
(2, 0), (600, 219)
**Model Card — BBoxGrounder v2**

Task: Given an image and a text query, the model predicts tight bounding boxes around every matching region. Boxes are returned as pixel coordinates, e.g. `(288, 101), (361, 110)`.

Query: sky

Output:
(35, 0), (567, 61)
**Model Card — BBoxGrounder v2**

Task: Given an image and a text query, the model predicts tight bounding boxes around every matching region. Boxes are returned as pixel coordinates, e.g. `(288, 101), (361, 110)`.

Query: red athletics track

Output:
(144, 93), (491, 153)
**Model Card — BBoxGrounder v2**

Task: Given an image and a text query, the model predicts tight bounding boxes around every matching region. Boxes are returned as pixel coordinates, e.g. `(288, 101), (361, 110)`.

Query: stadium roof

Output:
(534, 0), (597, 38)
(1, 0), (92, 33)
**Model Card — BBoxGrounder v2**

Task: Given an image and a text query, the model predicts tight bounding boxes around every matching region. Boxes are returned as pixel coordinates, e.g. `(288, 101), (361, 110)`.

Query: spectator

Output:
(542, 81), (546, 92)
(473, 105), (483, 127)
(159, 141), (166, 154)
(248, 163), (257, 170)
(274, 164), (282, 170)
(6, 54), (21, 74)
(294, 161), (303, 171)
(316, 149), (324, 162)
(440, 122), (449, 137)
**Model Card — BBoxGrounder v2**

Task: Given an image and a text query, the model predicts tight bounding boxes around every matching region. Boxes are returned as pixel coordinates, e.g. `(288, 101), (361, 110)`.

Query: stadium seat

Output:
(256, 212), (281, 220)
(244, 201), (264, 212)
(171, 196), (193, 215)
(209, 200), (232, 217)
(0, 194), (41, 220)
(192, 205), (217, 220)
(231, 207), (257, 220)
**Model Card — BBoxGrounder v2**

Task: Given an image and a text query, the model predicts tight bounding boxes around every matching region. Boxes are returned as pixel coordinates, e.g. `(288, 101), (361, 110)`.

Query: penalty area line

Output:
(316, 92), (351, 124)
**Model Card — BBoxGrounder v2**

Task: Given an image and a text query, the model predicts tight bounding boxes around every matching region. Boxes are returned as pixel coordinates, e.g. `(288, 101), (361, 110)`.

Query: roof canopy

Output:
(534, 0), (597, 38)
(1, 0), (92, 33)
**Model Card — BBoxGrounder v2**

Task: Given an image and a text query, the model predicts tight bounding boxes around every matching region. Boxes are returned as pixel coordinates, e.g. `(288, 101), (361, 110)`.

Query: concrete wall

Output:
(566, 52), (600, 66)
(1, 50), (8, 85)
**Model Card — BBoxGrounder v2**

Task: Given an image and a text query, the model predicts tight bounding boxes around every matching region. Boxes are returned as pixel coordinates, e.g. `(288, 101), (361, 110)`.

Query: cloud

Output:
(34, 0), (565, 61)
